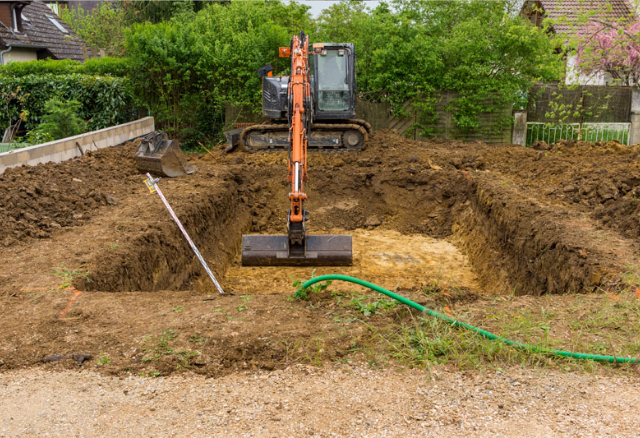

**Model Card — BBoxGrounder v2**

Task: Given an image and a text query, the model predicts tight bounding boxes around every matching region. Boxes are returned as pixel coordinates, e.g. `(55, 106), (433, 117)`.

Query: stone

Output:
(365, 215), (382, 227)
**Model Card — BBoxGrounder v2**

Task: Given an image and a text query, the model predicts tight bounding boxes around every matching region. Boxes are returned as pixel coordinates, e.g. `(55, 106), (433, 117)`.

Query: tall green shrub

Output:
(27, 99), (87, 143)
(315, 0), (564, 134)
(125, 1), (310, 142)
(0, 74), (135, 132)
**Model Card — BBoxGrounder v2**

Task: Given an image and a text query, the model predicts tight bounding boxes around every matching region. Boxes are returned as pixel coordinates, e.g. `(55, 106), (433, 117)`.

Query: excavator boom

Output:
(241, 32), (353, 267)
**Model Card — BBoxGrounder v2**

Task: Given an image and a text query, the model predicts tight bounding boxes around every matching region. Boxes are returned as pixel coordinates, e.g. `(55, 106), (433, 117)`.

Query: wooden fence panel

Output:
(528, 85), (632, 124)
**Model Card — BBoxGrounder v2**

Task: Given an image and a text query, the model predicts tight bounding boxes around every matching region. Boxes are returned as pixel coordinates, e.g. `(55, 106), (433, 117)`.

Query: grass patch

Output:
(141, 329), (199, 370)
(331, 290), (398, 316)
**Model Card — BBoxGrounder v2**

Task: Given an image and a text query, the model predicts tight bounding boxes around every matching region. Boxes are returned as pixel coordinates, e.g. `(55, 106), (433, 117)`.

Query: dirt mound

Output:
(475, 139), (640, 239)
(0, 143), (141, 246)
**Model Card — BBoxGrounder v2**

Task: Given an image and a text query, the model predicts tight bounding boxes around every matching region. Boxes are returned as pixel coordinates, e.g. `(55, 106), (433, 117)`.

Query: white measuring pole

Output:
(145, 173), (225, 295)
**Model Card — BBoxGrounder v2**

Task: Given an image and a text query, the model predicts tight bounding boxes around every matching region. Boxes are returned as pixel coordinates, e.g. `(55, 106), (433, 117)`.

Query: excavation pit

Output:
(2, 130), (640, 376)
(72, 131), (636, 298)
(224, 229), (481, 295)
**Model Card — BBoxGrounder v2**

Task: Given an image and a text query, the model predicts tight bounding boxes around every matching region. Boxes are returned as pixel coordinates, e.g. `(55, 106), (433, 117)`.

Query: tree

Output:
(119, 0), (205, 25)
(27, 99), (87, 143)
(125, 1), (301, 141)
(575, 20), (640, 87)
(59, 3), (127, 56)
(315, 0), (563, 133)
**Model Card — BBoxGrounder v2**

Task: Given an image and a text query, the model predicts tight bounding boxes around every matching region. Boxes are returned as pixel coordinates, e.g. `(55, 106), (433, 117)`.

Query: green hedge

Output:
(0, 57), (130, 78)
(0, 73), (136, 132)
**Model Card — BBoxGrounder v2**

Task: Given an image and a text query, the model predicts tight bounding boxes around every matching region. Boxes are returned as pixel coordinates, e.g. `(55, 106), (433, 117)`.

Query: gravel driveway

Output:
(1, 365), (639, 437)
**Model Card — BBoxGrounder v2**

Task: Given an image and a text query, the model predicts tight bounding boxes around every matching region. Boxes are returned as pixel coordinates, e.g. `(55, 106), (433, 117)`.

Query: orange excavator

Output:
(241, 32), (353, 266)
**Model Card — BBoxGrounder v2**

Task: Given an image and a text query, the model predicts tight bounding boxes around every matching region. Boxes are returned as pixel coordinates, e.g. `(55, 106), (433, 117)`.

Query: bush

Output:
(27, 99), (87, 143)
(0, 73), (136, 132)
(0, 57), (130, 78)
(82, 57), (132, 77)
(315, 1), (563, 134)
(125, 1), (310, 143)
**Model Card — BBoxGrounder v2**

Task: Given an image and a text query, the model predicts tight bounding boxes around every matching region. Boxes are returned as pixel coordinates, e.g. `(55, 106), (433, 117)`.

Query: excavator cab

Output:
(225, 41), (370, 153)
(312, 43), (356, 117)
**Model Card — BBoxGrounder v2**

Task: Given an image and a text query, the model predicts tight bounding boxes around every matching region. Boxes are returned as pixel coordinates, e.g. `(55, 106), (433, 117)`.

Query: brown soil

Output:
(0, 131), (639, 379)
(0, 142), (141, 246)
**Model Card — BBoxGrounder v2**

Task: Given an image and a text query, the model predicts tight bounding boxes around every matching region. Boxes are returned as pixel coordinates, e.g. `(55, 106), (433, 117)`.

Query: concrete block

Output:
(630, 113), (640, 146)
(0, 117), (155, 174)
(512, 111), (527, 146)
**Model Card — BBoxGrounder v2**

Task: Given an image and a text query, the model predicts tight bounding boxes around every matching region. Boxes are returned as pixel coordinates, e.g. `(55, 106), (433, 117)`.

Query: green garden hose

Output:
(298, 274), (639, 364)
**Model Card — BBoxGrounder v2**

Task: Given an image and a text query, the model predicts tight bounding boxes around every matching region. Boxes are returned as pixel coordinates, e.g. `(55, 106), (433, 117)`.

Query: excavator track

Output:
(240, 119), (372, 153)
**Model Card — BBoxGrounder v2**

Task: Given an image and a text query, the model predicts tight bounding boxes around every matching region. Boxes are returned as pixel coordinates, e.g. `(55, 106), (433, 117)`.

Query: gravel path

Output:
(1, 365), (639, 437)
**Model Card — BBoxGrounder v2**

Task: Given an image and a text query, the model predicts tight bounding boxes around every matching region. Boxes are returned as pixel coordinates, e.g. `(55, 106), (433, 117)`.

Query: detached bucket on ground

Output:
(134, 132), (197, 178)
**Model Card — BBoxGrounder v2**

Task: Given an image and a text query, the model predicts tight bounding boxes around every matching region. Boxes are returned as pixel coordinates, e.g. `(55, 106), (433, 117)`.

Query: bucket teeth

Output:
(241, 234), (352, 266)
(134, 132), (197, 178)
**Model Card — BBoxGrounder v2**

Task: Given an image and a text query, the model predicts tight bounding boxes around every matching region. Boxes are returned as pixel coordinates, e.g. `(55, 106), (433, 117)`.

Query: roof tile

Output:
(0, 1), (87, 62)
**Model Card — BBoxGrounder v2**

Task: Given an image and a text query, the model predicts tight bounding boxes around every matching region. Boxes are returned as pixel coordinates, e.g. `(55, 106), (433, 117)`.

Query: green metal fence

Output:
(526, 122), (630, 147)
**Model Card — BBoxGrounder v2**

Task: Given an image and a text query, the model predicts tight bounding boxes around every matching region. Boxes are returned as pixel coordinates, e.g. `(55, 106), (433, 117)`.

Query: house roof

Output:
(522, 0), (636, 35)
(0, 1), (87, 61)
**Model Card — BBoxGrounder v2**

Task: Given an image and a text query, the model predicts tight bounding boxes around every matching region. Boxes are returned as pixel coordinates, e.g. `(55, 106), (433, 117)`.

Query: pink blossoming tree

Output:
(575, 19), (640, 87)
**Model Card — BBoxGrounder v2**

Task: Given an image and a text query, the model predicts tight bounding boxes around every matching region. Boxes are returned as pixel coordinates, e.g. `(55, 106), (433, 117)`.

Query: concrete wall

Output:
(631, 90), (640, 146)
(512, 111), (527, 146)
(3, 48), (38, 64)
(0, 116), (155, 174)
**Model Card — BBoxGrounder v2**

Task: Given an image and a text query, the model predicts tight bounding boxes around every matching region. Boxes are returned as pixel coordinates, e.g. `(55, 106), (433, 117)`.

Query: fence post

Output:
(631, 90), (640, 146)
(512, 111), (527, 146)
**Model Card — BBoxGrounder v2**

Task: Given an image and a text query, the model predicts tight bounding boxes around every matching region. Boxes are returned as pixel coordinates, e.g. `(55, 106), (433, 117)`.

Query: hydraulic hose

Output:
(298, 274), (639, 364)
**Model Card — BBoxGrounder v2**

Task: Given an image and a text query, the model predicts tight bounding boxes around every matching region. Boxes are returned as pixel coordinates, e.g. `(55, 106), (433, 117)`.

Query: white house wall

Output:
(3, 48), (38, 64)
(565, 53), (610, 86)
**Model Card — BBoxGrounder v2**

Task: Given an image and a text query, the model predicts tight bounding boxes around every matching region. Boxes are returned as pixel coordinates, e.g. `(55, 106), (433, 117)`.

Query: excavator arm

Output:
(286, 32), (310, 256)
(240, 31), (353, 267)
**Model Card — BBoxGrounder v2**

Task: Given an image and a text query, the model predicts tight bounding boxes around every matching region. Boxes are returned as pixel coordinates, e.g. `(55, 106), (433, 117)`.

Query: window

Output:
(12, 7), (18, 32)
(317, 49), (349, 111)
(46, 15), (69, 34)
(46, 3), (59, 15)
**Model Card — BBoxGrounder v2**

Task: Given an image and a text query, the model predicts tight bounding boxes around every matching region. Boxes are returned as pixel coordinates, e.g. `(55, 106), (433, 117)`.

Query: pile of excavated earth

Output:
(1, 131), (639, 435)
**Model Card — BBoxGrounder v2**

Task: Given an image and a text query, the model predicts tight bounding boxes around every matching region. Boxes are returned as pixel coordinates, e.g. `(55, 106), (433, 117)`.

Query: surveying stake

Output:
(144, 173), (226, 295)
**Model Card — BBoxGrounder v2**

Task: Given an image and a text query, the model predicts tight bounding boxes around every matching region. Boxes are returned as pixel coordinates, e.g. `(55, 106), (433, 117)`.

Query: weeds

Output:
(331, 290), (398, 316)
(292, 270), (332, 301)
(188, 335), (207, 344)
(96, 352), (112, 365)
(142, 329), (199, 370)
(172, 305), (184, 313)
(237, 295), (251, 312)
(348, 294), (398, 316)
(52, 266), (91, 289)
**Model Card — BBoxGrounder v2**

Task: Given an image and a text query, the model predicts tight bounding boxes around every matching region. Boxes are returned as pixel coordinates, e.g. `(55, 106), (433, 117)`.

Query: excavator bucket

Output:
(134, 132), (197, 178)
(241, 234), (352, 266)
